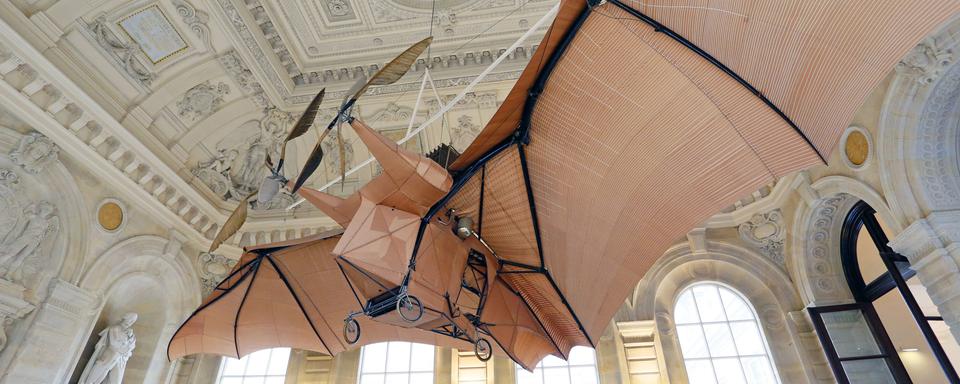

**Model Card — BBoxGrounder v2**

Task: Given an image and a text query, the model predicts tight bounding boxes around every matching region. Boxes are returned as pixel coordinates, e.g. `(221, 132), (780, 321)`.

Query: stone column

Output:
(889, 211), (960, 342)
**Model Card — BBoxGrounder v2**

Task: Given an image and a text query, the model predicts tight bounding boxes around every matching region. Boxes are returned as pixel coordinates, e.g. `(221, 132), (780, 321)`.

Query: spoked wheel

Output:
(475, 338), (492, 361)
(397, 295), (423, 322)
(343, 318), (361, 344)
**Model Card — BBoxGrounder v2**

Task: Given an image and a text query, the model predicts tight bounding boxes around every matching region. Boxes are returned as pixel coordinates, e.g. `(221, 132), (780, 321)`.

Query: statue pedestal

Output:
(0, 278), (35, 351)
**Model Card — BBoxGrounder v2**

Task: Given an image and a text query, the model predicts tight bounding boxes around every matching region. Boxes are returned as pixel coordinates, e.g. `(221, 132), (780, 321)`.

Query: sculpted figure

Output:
(0, 202), (58, 281)
(79, 313), (138, 384)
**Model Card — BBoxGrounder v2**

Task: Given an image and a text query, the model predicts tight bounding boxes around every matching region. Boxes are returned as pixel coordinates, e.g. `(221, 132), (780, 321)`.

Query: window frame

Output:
(672, 281), (783, 384)
(513, 346), (600, 384)
(356, 341), (436, 384)
(215, 347), (291, 384)
(808, 200), (960, 383)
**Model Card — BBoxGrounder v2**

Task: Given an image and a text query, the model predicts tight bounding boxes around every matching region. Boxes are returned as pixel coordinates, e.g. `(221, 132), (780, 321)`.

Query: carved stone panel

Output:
(9, 132), (58, 175)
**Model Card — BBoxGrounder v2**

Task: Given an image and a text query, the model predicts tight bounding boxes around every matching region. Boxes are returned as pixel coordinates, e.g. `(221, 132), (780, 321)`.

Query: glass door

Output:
(808, 303), (911, 384)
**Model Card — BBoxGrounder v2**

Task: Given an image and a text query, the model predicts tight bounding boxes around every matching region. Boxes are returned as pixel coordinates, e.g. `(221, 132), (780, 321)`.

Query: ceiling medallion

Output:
(97, 200), (125, 232)
(841, 126), (872, 169)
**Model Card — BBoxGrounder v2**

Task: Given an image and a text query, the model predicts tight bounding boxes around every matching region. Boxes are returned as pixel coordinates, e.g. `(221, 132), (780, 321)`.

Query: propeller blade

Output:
(350, 36), (432, 102)
(278, 88), (326, 166)
(290, 128), (332, 193)
(209, 192), (256, 253)
(291, 38), (430, 193)
(337, 121), (346, 190)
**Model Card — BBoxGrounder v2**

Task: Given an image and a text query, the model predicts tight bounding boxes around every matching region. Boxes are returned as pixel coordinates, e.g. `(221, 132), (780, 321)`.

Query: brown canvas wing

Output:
(480, 278), (558, 371)
(169, 232), (471, 361)
(439, 0), (960, 367)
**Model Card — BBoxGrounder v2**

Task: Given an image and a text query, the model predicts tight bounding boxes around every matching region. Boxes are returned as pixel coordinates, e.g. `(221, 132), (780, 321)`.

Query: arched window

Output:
(807, 201), (960, 383)
(217, 347), (291, 384)
(674, 282), (781, 384)
(515, 346), (599, 384)
(358, 342), (435, 384)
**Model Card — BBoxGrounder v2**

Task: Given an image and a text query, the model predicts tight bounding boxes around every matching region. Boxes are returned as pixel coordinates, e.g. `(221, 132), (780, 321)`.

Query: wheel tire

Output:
(475, 338), (492, 362)
(343, 318), (361, 344)
(397, 295), (423, 322)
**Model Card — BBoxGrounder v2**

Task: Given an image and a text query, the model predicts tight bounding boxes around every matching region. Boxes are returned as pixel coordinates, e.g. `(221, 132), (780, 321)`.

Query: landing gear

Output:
(397, 294), (423, 322)
(343, 317), (360, 344)
(475, 338), (492, 361)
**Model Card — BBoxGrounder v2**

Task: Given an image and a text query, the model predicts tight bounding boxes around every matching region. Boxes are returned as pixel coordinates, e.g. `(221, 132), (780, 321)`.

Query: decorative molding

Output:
(176, 81), (230, 121)
(805, 194), (855, 300)
(9, 132), (58, 174)
(896, 37), (953, 84)
(197, 252), (237, 295)
(738, 210), (786, 269)
(218, 49), (269, 108)
(172, 0), (212, 48)
(87, 15), (155, 85)
(915, 62), (960, 210)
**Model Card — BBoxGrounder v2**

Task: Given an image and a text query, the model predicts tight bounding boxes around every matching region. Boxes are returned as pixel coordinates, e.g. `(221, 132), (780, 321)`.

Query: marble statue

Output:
(198, 148), (237, 175)
(79, 313), (138, 384)
(0, 202), (58, 281)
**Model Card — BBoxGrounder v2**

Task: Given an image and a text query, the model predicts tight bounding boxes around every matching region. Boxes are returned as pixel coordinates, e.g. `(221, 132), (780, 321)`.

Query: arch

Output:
(878, 13), (960, 221)
(789, 176), (903, 307)
(75, 235), (201, 384)
(629, 241), (817, 383)
(0, 127), (90, 292)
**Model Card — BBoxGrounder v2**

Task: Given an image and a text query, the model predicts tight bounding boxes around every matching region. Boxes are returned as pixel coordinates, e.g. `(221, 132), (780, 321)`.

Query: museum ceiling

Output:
(0, 0), (556, 248)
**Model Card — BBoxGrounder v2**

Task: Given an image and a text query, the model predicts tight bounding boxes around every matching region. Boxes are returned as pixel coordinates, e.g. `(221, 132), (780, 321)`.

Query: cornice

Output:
(0, 16), (336, 254)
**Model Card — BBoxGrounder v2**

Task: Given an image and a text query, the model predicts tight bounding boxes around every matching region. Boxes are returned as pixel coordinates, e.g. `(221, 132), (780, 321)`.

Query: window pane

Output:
(542, 367), (571, 384)
(685, 359), (718, 384)
(675, 283), (781, 384)
(675, 290), (701, 324)
(362, 343), (389, 373)
(571, 366), (599, 384)
(841, 359), (897, 384)
(410, 343), (435, 372)
(245, 349), (271, 376)
(719, 288), (754, 321)
(821, 310), (882, 358)
(741, 357), (777, 384)
(703, 323), (738, 357)
(515, 346), (597, 384)
(360, 373), (386, 384)
(385, 372), (409, 383)
(541, 354), (566, 367)
(222, 357), (247, 376)
(409, 372), (433, 384)
(217, 348), (290, 384)
(568, 347), (596, 365)
(712, 357), (746, 384)
(267, 348), (290, 375)
(516, 368), (541, 384)
(693, 285), (726, 322)
(729, 322), (766, 356)
(677, 324), (710, 358)
(386, 342), (412, 372)
(360, 342), (433, 384)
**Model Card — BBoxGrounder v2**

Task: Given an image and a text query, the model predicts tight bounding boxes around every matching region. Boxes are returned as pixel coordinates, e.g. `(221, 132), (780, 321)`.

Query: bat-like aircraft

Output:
(169, 0), (960, 370)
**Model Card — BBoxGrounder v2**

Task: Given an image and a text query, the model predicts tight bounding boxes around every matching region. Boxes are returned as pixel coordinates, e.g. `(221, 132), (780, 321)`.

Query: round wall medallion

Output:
(840, 126), (872, 169)
(98, 200), (125, 232)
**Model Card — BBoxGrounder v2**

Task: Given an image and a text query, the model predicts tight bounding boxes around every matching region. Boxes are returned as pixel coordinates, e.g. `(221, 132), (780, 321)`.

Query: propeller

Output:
(290, 36), (433, 193)
(275, 88), (325, 173)
(207, 88), (324, 253)
(208, 191), (256, 253)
